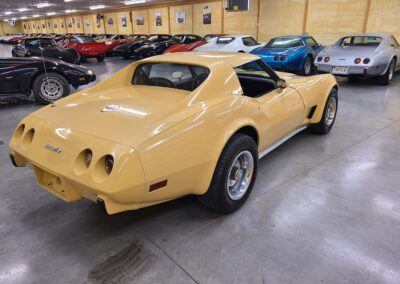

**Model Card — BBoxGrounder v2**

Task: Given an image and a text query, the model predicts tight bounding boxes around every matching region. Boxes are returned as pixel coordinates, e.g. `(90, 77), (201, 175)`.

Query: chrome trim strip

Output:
(258, 126), (308, 159)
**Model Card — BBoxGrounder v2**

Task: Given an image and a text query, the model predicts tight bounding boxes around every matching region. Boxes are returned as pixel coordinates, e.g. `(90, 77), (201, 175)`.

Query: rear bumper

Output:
(315, 63), (386, 77)
(259, 56), (302, 72)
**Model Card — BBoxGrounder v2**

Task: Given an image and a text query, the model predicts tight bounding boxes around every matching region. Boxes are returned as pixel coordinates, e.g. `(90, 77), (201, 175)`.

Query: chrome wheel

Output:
(226, 150), (254, 201)
(304, 57), (312, 75)
(40, 78), (63, 100)
(325, 96), (337, 127)
(388, 61), (395, 81)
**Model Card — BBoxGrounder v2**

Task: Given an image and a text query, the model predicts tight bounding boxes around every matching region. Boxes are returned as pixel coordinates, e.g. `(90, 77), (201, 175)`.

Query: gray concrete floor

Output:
(1, 43), (400, 284)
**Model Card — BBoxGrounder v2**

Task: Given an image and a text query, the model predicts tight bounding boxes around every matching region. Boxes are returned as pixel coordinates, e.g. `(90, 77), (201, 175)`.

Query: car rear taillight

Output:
(104, 155), (114, 175)
(280, 55), (286, 61)
(363, 58), (370, 64)
(324, 57), (330, 63)
(274, 55), (279, 61)
(354, 58), (361, 64)
(317, 56), (322, 62)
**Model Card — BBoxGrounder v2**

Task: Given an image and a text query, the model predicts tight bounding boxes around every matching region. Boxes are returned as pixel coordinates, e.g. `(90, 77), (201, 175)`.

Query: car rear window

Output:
(132, 63), (210, 92)
(75, 36), (96, 43)
(341, 36), (383, 47)
(265, 37), (304, 48)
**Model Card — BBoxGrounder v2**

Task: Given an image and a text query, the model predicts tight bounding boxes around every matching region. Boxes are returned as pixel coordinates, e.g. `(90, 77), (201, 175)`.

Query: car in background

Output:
(134, 34), (202, 59)
(195, 35), (262, 53)
(0, 57), (95, 104)
(12, 37), (81, 65)
(8, 52), (338, 214)
(8, 34), (25, 44)
(164, 34), (222, 53)
(251, 35), (323, 76)
(60, 35), (107, 62)
(112, 34), (172, 59)
(314, 33), (400, 84)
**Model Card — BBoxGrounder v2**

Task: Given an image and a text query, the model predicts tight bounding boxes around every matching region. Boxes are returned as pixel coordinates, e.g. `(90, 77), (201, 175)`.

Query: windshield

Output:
(25, 38), (56, 48)
(132, 63), (210, 91)
(75, 36), (96, 43)
(203, 35), (218, 42)
(265, 37), (304, 48)
(341, 36), (382, 47)
(147, 35), (158, 41)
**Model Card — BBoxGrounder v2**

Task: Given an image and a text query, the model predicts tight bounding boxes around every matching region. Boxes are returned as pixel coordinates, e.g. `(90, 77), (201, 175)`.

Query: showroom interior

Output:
(1, 0), (400, 283)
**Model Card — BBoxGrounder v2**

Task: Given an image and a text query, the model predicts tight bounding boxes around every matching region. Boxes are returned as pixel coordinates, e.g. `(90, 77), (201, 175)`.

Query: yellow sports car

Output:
(9, 52), (338, 214)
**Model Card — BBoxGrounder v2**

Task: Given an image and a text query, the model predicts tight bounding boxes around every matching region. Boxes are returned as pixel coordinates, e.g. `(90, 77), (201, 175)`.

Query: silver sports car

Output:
(314, 33), (400, 85)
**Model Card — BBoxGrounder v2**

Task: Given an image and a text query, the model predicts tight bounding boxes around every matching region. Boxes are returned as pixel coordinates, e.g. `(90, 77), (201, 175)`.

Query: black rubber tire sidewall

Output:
(302, 55), (313, 76)
(199, 134), (258, 213)
(97, 55), (105, 62)
(32, 72), (70, 105)
(379, 59), (395, 85)
(310, 88), (338, 135)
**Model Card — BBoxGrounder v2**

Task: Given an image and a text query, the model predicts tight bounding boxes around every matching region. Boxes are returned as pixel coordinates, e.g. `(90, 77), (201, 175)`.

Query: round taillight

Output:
(363, 58), (370, 64)
(317, 56), (322, 62)
(324, 57), (330, 63)
(104, 155), (114, 175)
(274, 55), (279, 61)
(84, 149), (92, 168)
(280, 55), (286, 61)
(354, 58), (361, 64)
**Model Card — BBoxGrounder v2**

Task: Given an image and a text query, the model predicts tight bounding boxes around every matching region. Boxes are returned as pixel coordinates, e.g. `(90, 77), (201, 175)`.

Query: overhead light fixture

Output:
(32, 14), (40, 18)
(47, 12), (56, 15)
(11, 17), (17, 20)
(124, 0), (146, 5)
(89, 5), (105, 10)
(36, 3), (50, 8)
(20, 16), (27, 19)
(65, 9), (77, 13)
(4, 19), (9, 22)
(64, 0), (74, 2)
(18, 8), (28, 12)
(5, 11), (13, 15)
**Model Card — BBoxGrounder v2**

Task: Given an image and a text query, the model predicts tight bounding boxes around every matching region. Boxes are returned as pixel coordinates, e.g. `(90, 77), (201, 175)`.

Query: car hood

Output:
(31, 85), (199, 148)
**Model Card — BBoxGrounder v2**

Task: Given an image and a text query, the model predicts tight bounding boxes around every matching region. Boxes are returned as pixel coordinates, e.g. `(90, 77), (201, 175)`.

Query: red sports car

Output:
(164, 34), (223, 53)
(8, 35), (25, 44)
(60, 35), (107, 62)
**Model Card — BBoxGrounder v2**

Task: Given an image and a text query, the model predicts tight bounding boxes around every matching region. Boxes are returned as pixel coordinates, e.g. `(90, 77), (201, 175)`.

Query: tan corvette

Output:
(9, 52), (338, 214)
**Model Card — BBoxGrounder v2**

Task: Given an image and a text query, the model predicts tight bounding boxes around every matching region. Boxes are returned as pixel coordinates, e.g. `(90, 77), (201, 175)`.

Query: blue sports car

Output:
(251, 35), (323, 76)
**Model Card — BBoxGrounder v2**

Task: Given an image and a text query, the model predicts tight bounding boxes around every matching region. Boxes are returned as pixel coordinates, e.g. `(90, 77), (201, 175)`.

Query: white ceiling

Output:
(0, 0), (184, 20)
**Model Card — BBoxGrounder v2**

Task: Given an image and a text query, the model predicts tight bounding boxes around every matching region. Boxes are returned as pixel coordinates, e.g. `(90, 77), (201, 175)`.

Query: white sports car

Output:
(195, 35), (262, 53)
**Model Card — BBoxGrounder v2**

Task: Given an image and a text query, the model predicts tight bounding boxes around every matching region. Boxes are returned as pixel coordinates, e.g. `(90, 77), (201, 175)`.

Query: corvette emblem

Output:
(44, 144), (62, 154)
(101, 105), (121, 112)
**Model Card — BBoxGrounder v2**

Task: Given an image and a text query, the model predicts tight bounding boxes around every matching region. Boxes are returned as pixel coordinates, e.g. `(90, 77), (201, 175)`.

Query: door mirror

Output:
(277, 79), (287, 89)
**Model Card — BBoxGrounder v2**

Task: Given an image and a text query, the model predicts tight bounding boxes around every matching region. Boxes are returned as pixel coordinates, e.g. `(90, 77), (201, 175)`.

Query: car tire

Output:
(32, 72), (70, 105)
(199, 134), (258, 213)
(378, 58), (396, 85)
(97, 55), (105, 62)
(301, 55), (313, 76)
(310, 88), (338, 135)
(11, 50), (16, 57)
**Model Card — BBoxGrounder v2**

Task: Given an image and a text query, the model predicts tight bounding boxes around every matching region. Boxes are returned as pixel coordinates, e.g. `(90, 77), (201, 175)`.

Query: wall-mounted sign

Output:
(76, 18), (81, 29)
(85, 20), (90, 27)
(53, 22), (57, 28)
(121, 14), (127, 27)
(107, 17), (114, 25)
(176, 11), (186, 24)
(203, 5), (211, 25)
(136, 15), (144, 26)
(155, 11), (162, 26)
(67, 19), (72, 28)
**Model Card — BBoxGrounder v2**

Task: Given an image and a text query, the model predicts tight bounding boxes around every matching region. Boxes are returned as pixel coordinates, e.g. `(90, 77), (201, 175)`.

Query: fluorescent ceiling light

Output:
(65, 9), (77, 13)
(124, 0), (146, 5)
(5, 11), (13, 15)
(20, 16), (27, 19)
(64, 0), (74, 2)
(36, 3), (50, 8)
(11, 17), (17, 20)
(89, 5), (105, 10)
(18, 8), (28, 12)
(32, 14), (40, 18)
(4, 19), (9, 22)
(47, 12), (56, 15)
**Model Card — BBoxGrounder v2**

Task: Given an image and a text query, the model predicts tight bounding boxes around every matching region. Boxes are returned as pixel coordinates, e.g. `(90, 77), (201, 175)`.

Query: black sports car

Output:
(134, 34), (203, 59)
(112, 34), (172, 59)
(12, 37), (81, 65)
(0, 57), (95, 104)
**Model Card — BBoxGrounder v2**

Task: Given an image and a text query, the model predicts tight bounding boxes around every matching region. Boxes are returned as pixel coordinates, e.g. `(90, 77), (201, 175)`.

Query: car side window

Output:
(71, 37), (79, 43)
(390, 36), (399, 47)
(306, 37), (318, 47)
(160, 35), (171, 41)
(242, 37), (258, 46)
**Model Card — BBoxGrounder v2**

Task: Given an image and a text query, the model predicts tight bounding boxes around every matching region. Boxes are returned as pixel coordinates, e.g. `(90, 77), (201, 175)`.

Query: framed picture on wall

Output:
(42, 23), (45, 29)
(176, 11), (186, 24)
(54, 22), (57, 28)
(155, 11), (162, 26)
(203, 5), (211, 25)
(67, 19), (72, 28)
(122, 14), (127, 27)
(136, 15), (144, 26)
(47, 21), (51, 28)
(108, 18), (114, 25)
(61, 21), (65, 28)
(77, 18), (81, 29)
(23, 24), (26, 29)
(85, 20), (90, 27)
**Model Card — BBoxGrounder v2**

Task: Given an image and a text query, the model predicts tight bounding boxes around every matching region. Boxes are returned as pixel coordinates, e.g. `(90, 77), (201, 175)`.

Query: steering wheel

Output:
(149, 77), (175, 88)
